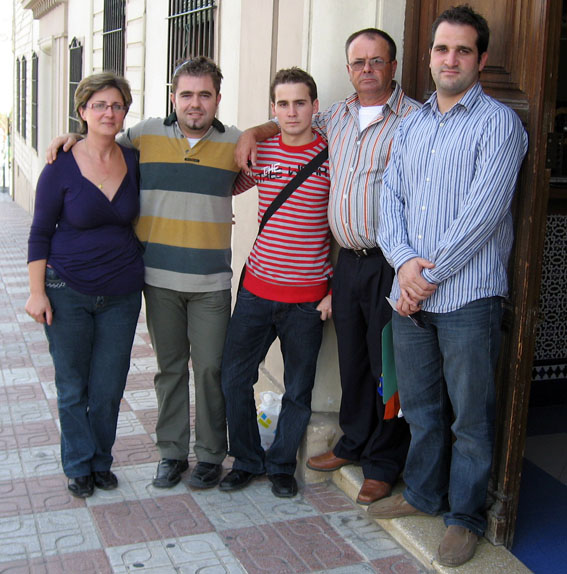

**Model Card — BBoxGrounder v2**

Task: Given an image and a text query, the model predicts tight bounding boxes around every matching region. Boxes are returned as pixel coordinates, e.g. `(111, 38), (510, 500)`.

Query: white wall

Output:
(224, 0), (408, 413)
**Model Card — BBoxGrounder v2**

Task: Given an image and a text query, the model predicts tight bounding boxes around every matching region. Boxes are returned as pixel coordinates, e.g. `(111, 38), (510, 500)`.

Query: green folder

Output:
(381, 320), (398, 404)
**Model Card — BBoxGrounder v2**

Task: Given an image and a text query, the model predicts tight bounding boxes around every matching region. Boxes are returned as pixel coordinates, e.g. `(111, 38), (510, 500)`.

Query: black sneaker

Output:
(188, 462), (223, 489)
(152, 458), (189, 488)
(268, 473), (298, 498)
(92, 470), (118, 490)
(68, 475), (94, 498)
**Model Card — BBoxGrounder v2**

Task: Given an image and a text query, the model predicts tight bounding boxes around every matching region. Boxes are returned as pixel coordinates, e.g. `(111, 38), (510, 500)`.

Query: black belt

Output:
(348, 247), (382, 257)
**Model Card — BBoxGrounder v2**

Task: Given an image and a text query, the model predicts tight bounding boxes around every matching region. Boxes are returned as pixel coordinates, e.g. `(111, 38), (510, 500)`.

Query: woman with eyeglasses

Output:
(25, 72), (144, 498)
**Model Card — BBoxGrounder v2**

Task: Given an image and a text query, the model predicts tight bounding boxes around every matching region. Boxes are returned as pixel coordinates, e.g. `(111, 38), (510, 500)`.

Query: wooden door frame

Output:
(401, 0), (562, 547)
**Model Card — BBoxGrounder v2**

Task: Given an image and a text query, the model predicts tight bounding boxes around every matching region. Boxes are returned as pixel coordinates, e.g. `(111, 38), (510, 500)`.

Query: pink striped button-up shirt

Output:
(313, 82), (420, 250)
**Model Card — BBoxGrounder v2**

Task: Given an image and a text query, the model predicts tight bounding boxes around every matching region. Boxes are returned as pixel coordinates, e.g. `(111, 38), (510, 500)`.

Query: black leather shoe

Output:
(68, 475), (94, 498)
(152, 458), (189, 488)
(92, 470), (118, 490)
(269, 473), (298, 498)
(188, 462), (223, 489)
(218, 469), (261, 492)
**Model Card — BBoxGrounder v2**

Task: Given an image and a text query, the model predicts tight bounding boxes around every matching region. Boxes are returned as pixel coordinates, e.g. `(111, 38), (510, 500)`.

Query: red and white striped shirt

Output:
(234, 132), (332, 303)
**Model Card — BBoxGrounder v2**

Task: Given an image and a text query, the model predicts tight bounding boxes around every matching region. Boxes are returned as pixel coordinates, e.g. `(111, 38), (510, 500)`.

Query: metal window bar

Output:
(68, 38), (83, 133)
(31, 52), (38, 151)
(166, 0), (216, 114)
(16, 59), (20, 134)
(103, 0), (125, 75)
(21, 57), (27, 139)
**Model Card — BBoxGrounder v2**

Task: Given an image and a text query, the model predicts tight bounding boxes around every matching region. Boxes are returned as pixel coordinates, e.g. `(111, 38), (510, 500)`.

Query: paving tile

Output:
(6, 383), (47, 404)
(6, 399), (53, 425)
(371, 554), (431, 573)
(111, 433), (160, 467)
(122, 388), (159, 411)
(115, 410), (146, 437)
(12, 420), (60, 449)
(106, 532), (245, 574)
(4, 549), (114, 574)
(91, 493), (213, 547)
(221, 515), (364, 574)
(35, 508), (102, 556)
(18, 444), (62, 478)
(303, 483), (358, 513)
(0, 367), (39, 386)
(25, 473), (86, 514)
(326, 510), (405, 561)
(192, 480), (319, 531)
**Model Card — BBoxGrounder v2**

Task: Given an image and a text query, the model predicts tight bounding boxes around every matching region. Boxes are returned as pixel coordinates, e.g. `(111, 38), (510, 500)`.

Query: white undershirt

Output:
(187, 137), (200, 148)
(359, 105), (384, 131)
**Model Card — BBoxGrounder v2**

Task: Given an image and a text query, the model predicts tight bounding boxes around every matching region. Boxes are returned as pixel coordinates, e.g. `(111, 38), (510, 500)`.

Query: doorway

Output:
(511, 3), (567, 572)
(402, 0), (563, 550)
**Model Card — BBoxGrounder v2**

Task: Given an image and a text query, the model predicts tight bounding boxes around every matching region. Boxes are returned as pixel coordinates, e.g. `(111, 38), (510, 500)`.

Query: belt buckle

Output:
(354, 248), (369, 257)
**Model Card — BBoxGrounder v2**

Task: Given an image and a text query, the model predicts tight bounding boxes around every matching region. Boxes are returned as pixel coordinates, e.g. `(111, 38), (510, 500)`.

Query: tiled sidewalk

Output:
(0, 192), (432, 574)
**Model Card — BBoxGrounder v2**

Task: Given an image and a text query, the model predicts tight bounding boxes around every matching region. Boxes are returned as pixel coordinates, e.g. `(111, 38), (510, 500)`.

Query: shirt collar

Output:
(424, 81), (483, 115)
(346, 81), (405, 116)
(163, 112), (226, 136)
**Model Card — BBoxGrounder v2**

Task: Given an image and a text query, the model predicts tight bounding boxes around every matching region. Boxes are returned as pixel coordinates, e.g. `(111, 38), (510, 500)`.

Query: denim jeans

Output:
(221, 288), (324, 475)
(392, 297), (503, 536)
(44, 267), (141, 478)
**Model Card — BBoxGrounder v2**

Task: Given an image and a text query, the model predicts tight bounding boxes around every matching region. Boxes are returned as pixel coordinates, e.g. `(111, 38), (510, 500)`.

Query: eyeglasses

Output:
(86, 102), (129, 114)
(348, 57), (392, 71)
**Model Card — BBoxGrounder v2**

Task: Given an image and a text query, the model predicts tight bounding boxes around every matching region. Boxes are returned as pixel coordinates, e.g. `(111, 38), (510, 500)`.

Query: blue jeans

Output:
(221, 288), (324, 475)
(44, 267), (141, 478)
(392, 297), (503, 536)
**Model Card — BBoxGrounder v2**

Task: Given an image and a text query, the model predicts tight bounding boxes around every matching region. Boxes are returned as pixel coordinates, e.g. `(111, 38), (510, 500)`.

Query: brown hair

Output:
(270, 67), (318, 103)
(171, 56), (223, 95)
(74, 72), (132, 134)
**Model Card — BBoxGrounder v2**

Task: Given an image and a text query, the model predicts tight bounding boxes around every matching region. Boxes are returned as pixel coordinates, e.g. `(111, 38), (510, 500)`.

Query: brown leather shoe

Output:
(306, 450), (355, 472)
(356, 479), (392, 505)
(367, 492), (429, 518)
(436, 525), (478, 567)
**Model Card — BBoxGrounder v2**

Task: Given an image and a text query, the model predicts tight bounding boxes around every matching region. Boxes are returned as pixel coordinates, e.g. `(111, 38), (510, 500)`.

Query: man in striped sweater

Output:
(218, 68), (332, 498)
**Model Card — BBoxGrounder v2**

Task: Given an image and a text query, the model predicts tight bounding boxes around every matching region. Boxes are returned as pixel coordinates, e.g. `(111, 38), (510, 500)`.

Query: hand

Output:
(25, 293), (53, 325)
(397, 257), (437, 309)
(396, 291), (422, 316)
(46, 133), (81, 164)
(316, 294), (332, 321)
(235, 130), (258, 173)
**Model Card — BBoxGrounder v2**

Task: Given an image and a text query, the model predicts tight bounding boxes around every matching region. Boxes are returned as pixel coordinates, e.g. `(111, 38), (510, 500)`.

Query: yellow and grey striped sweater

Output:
(118, 116), (241, 293)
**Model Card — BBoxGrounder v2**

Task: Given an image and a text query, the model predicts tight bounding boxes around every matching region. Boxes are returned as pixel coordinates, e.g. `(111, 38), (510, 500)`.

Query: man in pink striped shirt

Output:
(219, 68), (332, 498)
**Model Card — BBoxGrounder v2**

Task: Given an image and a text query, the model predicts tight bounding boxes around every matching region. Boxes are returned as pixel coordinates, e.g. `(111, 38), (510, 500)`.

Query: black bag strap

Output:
(238, 146), (328, 291)
(257, 146), (328, 235)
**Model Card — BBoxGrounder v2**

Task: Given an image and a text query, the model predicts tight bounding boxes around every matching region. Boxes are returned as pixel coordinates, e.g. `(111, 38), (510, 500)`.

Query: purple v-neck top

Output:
(28, 145), (144, 295)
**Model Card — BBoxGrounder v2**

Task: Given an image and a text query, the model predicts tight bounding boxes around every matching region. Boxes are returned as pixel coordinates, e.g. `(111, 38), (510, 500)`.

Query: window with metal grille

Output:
(166, 0), (216, 113)
(31, 52), (38, 151)
(103, 0), (125, 75)
(21, 56), (27, 139)
(16, 59), (20, 134)
(68, 38), (83, 133)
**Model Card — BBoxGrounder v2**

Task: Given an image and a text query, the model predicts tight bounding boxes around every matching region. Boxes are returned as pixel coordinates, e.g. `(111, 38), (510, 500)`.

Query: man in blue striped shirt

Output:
(371, 5), (528, 568)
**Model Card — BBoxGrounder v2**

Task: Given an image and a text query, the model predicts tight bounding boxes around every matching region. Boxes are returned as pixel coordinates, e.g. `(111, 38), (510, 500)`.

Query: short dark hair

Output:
(74, 72), (132, 134)
(171, 56), (223, 94)
(432, 4), (490, 60)
(345, 28), (397, 62)
(269, 67), (318, 103)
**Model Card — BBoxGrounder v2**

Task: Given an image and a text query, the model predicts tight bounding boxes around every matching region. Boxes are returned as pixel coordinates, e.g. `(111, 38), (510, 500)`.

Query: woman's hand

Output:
(25, 292), (53, 325)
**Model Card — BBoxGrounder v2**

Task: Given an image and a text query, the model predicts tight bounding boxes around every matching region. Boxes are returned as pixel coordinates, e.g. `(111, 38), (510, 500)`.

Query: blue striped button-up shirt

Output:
(378, 82), (528, 313)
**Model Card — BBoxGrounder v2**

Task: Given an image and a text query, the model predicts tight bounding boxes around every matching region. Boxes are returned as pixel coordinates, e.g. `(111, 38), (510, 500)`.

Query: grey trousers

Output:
(144, 284), (231, 463)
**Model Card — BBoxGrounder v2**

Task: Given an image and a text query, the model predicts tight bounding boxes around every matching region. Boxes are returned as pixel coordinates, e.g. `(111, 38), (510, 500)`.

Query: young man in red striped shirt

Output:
(219, 68), (332, 498)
